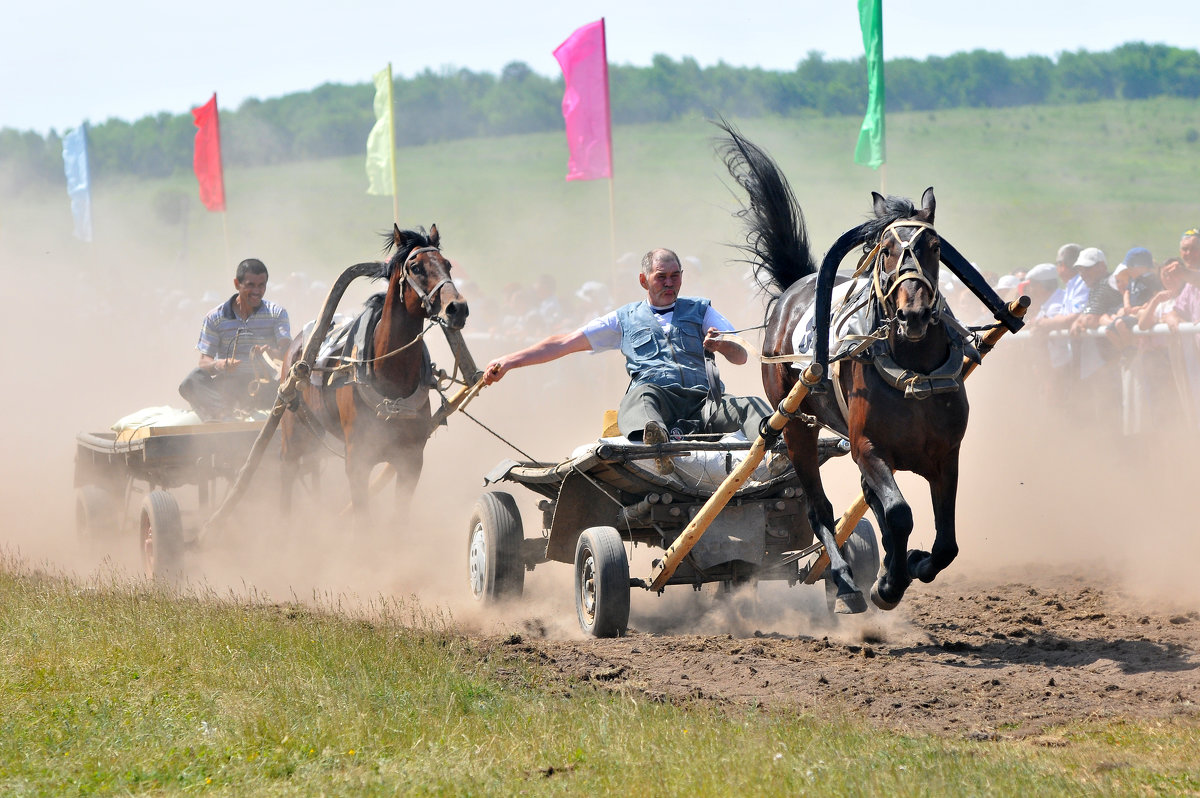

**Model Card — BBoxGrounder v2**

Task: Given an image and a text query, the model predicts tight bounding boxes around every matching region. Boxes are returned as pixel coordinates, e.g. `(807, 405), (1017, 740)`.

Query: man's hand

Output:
(213, 357), (241, 374)
(483, 358), (509, 385)
(703, 328), (721, 353)
(704, 328), (748, 365)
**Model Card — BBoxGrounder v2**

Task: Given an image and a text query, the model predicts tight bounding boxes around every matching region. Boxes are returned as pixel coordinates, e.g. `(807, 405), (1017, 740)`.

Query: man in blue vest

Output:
(484, 248), (768, 468)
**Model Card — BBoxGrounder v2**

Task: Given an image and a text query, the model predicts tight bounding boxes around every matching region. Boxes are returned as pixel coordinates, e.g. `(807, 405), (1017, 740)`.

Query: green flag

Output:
(365, 64), (396, 195)
(854, 0), (885, 169)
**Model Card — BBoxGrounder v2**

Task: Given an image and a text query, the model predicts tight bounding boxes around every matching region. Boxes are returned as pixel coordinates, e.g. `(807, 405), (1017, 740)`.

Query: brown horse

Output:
(279, 224), (468, 522)
(719, 125), (1016, 613)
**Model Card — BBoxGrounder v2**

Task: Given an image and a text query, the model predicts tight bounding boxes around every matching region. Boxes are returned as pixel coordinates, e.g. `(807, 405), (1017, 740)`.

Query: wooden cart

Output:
(73, 420), (278, 579)
(468, 434), (878, 637)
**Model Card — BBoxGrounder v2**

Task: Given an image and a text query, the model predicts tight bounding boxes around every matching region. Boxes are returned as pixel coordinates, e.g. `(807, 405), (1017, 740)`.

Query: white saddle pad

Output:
(790, 278), (873, 369)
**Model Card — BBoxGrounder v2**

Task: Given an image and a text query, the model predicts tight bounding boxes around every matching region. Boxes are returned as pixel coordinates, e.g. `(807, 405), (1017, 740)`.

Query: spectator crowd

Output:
(959, 229), (1200, 435)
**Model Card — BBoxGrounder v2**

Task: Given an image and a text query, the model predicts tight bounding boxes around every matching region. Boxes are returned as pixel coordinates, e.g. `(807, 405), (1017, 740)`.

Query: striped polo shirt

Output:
(196, 295), (291, 376)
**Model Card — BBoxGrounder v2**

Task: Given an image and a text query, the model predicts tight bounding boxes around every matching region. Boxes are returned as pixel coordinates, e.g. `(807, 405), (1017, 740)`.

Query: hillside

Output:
(3, 97), (1197, 296)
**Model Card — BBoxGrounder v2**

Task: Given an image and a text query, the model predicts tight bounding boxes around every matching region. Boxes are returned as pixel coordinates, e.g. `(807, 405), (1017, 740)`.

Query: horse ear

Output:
(871, 192), (887, 217)
(921, 187), (936, 221)
(392, 223), (404, 249)
(429, 224), (440, 248)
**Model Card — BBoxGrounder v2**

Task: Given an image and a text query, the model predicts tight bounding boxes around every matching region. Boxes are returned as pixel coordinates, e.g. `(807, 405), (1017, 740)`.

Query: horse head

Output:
(386, 224), (469, 330)
(871, 188), (941, 342)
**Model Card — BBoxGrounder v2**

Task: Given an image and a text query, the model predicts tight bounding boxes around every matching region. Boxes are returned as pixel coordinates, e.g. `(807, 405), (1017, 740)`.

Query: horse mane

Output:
(715, 118), (816, 307)
(374, 227), (437, 281)
(859, 195), (921, 253)
(363, 291), (386, 312)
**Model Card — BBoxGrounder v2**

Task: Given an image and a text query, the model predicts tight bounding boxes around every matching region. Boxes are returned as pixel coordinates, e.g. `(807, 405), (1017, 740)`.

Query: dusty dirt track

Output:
(4, 252), (1199, 742)
(498, 567), (1199, 738)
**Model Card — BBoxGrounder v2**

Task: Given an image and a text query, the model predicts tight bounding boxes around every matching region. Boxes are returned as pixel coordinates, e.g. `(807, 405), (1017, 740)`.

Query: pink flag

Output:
(553, 19), (612, 181)
(191, 93), (226, 211)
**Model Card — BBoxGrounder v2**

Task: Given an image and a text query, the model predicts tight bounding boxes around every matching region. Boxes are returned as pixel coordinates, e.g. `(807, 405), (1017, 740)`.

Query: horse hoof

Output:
(907, 549), (934, 583)
(835, 590), (868, 615)
(870, 580), (901, 611)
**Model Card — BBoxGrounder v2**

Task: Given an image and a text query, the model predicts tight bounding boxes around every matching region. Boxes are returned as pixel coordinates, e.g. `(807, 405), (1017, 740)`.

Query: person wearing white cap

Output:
(994, 273), (1021, 302)
(1062, 248), (1123, 423)
(1023, 262), (1059, 318)
(1069, 248), (1122, 336)
(1027, 243), (1087, 331)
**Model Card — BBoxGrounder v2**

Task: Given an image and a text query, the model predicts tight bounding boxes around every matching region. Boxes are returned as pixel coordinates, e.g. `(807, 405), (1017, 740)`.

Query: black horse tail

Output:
(716, 118), (817, 307)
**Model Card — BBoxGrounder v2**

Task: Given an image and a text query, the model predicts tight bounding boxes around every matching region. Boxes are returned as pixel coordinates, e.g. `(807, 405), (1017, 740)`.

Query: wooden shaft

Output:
(442, 327), (483, 384)
(646, 364), (823, 592)
(204, 263), (379, 533)
(802, 296), (1029, 584)
(427, 376), (486, 432)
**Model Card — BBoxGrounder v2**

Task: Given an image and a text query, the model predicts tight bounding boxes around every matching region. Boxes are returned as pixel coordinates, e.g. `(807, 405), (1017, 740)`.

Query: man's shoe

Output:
(766, 452), (793, 478)
(643, 421), (674, 475)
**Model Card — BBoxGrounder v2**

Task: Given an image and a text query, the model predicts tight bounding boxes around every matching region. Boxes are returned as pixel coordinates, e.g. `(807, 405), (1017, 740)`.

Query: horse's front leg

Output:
(857, 444), (913, 610)
(389, 444), (424, 528)
(278, 416), (302, 518)
(337, 389), (372, 528)
(344, 444), (373, 528)
(909, 454), (960, 584)
(786, 423), (866, 614)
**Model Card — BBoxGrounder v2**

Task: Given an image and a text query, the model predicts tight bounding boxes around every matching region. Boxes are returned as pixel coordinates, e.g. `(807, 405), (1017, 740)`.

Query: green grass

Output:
(5, 98), (1199, 301)
(2, 560), (1196, 796)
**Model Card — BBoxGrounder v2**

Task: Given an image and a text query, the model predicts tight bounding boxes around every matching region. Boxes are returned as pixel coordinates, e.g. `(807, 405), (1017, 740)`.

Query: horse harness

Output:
(341, 245), (454, 421)
(284, 247), (453, 434)
(400, 246), (455, 317)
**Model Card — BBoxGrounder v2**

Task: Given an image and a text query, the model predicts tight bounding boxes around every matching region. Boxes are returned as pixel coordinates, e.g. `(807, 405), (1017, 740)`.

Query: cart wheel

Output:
(467, 491), (525, 603)
(75, 485), (118, 543)
(140, 490), (184, 581)
(824, 519), (880, 616)
(574, 526), (630, 638)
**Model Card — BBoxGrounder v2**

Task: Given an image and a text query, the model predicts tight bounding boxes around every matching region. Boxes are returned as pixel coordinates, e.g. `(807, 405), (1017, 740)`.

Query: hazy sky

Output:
(3, 0), (1194, 134)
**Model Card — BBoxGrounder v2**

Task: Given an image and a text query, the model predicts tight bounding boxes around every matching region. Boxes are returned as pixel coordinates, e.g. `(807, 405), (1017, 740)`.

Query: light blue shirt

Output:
(578, 303), (732, 352)
(1061, 274), (1089, 314)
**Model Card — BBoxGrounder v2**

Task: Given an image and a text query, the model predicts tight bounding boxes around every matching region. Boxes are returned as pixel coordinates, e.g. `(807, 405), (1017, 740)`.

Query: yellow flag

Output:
(365, 65), (395, 195)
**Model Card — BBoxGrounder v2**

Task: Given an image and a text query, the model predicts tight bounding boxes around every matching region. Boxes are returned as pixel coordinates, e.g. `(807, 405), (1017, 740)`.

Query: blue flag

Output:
(62, 124), (93, 242)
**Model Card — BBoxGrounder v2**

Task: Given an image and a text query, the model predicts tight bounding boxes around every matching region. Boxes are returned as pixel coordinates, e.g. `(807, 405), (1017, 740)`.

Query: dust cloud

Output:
(1, 179), (1196, 644)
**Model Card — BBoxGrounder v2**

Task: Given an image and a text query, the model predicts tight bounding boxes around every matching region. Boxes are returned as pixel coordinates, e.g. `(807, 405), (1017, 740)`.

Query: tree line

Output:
(3, 42), (1198, 190)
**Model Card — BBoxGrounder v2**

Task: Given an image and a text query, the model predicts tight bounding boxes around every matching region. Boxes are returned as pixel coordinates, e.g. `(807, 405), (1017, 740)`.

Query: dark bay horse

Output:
(280, 224), (468, 522)
(720, 127), (988, 613)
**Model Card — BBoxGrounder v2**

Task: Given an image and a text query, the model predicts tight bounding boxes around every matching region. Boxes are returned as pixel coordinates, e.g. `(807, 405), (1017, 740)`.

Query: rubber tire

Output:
(140, 490), (184, 581)
(75, 485), (118, 543)
(574, 526), (630, 638)
(467, 491), (525, 603)
(824, 519), (881, 616)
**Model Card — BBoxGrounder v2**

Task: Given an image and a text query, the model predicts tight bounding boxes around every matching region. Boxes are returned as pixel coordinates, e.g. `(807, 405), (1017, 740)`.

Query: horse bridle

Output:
(869, 219), (940, 319)
(400, 245), (454, 320)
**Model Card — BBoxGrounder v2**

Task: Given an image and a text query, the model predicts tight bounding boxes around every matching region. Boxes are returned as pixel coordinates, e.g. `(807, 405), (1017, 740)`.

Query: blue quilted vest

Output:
(616, 297), (722, 391)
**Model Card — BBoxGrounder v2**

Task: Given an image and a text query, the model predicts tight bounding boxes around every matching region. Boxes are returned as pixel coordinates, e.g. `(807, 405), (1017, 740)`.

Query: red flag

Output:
(191, 93), (226, 211)
(553, 19), (612, 181)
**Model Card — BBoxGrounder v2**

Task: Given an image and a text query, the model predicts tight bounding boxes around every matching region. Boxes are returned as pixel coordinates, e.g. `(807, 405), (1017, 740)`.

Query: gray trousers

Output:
(178, 368), (256, 421)
(617, 383), (770, 442)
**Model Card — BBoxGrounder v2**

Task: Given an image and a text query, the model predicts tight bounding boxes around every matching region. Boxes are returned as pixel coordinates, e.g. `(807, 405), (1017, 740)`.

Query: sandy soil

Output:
(498, 565), (1200, 738)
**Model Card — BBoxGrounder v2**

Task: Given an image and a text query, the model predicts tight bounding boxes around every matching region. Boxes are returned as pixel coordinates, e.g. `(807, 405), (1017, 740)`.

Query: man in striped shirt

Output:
(178, 258), (291, 421)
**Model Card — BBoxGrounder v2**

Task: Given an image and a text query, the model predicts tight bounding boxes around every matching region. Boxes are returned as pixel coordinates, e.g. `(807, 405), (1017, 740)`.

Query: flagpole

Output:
(385, 63), (399, 226)
(601, 19), (616, 289)
(221, 211), (232, 270)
